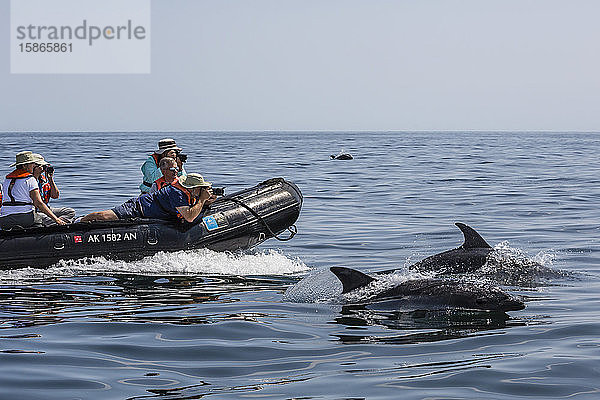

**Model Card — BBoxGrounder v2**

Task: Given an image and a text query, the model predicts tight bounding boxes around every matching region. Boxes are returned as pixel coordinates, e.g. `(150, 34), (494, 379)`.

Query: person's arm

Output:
(30, 189), (66, 225)
(204, 194), (217, 206)
(46, 172), (60, 199)
(175, 188), (211, 223)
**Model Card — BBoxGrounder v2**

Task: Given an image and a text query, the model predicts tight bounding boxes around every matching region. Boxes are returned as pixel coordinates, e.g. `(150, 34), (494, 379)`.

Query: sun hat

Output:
(31, 153), (49, 166)
(178, 173), (212, 189)
(9, 151), (38, 167)
(154, 138), (182, 155)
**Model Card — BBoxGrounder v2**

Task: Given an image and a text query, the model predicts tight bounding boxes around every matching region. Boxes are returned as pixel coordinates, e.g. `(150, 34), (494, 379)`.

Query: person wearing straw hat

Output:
(31, 153), (76, 225)
(0, 151), (67, 230)
(139, 138), (187, 194)
(82, 173), (217, 223)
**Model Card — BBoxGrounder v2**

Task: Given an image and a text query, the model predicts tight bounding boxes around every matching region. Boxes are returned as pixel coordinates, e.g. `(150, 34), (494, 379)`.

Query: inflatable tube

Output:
(0, 178), (302, 269)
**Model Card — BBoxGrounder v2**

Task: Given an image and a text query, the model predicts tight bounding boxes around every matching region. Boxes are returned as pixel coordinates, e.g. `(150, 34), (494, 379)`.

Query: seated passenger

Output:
(140, 138), (187, 194)
(149, 157), (178, 194)
(81, 173), (217, 223)
(0, 151), (67, 229)
(32, 153), (76, 225)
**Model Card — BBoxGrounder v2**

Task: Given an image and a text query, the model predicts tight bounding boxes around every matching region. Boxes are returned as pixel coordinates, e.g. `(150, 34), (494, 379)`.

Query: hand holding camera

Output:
(211, 187), (225, 196)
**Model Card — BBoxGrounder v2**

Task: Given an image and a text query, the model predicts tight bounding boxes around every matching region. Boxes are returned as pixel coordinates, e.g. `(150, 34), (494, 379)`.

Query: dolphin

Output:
(330, 151), (353, 160)
(330, 266), (525, 312)
(405, 223), (493, 274)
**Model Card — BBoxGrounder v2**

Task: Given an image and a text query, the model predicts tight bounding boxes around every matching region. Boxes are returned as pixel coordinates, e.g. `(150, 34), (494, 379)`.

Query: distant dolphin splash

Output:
(330, 153), (353, 160)
(330, 149), (353, 160)
(330, 266), (525, 312)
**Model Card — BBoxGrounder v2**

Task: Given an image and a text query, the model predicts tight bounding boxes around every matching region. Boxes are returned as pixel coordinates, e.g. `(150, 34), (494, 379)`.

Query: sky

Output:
(1, 0), (599, 132)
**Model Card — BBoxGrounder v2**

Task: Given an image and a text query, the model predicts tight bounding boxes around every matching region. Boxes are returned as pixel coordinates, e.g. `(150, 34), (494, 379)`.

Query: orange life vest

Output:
(151, 153), (161, 167)
(168, 181), (196, 220)
(170, 181), (194, 206)
(153, 176), (176, 192)
(3, 169), (35, 208)
(142, 154), (164, 190)
(151, 179), (195, 220)
(6, 169), (33, 179)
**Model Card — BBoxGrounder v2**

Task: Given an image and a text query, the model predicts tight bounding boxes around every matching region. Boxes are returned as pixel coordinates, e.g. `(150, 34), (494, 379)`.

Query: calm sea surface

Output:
(0, 131), (599, 399)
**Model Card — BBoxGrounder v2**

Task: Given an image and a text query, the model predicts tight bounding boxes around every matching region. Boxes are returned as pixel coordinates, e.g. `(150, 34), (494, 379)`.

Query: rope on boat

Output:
(225, 197), (298, 242)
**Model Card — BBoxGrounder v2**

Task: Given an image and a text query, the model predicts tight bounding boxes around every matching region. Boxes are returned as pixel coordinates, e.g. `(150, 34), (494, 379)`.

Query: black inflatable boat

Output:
(0, 178), (302, 269)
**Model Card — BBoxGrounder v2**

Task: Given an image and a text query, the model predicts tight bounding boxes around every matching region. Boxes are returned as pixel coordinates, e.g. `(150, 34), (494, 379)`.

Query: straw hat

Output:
(178, 173), (212, 188)
(154, 138), (182, 154)
(9, 151), (40, 167)
(31, 153), (49, 166)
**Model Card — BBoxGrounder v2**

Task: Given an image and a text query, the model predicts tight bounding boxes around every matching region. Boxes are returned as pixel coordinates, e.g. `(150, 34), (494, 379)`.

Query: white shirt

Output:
(0, 176), (38, 216)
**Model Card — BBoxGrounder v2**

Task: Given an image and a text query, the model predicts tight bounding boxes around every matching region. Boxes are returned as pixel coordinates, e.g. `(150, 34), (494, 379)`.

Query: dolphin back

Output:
(456, 223), (492, 249)
(330, 267), (375, 294)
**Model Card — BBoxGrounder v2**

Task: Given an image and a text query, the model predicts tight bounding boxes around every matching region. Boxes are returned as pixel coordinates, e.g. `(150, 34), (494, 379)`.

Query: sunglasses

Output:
(168, 167), (179, 173)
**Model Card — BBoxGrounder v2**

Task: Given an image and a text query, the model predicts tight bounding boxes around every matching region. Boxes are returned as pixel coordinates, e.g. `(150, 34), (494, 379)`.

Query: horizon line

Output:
(1, 129), (599, 134)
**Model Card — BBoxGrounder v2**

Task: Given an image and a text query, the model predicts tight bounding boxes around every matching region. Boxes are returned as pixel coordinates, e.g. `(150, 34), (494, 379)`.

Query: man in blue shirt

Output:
(81, 173), (216, 223)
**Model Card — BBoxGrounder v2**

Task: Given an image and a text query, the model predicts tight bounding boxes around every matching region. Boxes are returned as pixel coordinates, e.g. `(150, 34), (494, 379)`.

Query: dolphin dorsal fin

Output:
(330, 267), (375, 294)
(455, 223), (492, 249)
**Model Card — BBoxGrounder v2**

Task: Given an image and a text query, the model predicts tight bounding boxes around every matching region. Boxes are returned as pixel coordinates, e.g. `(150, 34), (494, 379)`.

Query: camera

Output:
(177, 153), (188, 163)
(45, 165), (55, 174)
(211, 187), (225, 196)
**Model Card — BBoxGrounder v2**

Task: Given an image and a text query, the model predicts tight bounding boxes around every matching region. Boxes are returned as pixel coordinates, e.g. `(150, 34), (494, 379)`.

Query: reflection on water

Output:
(0, 274), (299, 329)
(332, 307), (527, 345)
(1, 273), (535, 342)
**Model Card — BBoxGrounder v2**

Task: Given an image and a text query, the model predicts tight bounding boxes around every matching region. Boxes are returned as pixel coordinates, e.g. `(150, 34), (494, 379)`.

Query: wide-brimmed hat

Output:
(178, 173), (212, 189)
(9, 151), (40, 167)
(31, 153), (49, 166)
(154, 138), (182, 154)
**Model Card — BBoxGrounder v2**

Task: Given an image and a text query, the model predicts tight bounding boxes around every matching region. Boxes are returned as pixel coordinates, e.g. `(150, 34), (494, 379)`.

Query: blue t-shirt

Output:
(137, 185), (190, 219)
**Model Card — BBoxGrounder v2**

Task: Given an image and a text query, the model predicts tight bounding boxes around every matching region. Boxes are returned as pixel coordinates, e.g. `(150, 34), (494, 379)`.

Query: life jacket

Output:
(2, 169), (34, 207)
(142, 154), (163, 189)
(148, 182), (194, 221)
(38, 172), (52, 204)
(153, 176), (175, 192)
(170, 181), (194, 206)
(169, 181), (196, 220)
(151, 153), (161, 167)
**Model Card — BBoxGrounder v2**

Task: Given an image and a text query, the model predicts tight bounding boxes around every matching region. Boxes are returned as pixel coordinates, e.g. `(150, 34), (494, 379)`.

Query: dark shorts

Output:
(111, 198), (144, 220)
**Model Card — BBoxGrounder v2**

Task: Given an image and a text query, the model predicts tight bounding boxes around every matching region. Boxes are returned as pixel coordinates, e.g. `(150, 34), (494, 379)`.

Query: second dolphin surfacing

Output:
(330, 266), (525, 312)
(406, 223), (494, 274)
(400, 223), (563, 282)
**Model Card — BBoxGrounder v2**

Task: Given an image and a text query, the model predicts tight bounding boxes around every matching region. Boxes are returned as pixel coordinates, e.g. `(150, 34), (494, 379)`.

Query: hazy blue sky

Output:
(1, 0), (599, 132)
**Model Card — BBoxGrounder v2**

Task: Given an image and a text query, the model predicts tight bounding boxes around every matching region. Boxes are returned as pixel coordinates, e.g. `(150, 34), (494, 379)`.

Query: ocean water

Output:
(0, 131), (599, 399)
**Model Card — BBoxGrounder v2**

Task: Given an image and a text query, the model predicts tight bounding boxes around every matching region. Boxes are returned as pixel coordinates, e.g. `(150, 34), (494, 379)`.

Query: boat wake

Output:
(0, 248), (309, 284)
